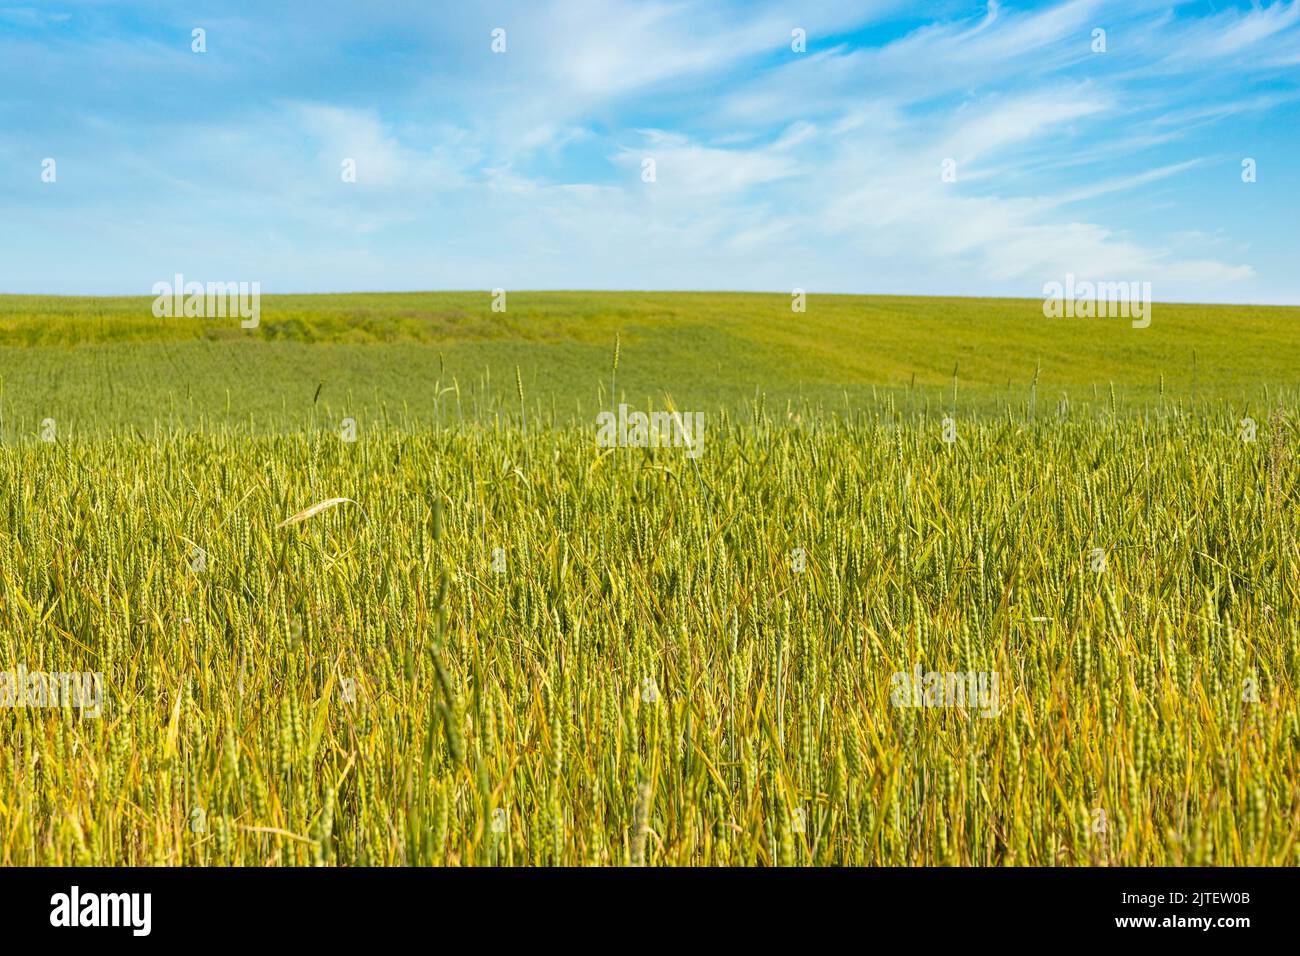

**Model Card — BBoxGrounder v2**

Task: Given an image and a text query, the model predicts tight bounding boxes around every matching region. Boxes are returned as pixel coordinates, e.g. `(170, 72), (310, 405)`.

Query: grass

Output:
(0, 292), (1296, 865)
(1, 292), (1297, 434)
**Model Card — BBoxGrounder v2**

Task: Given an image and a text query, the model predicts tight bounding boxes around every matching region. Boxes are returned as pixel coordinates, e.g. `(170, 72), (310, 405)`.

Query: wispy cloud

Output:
(0, 0), (1297, 301)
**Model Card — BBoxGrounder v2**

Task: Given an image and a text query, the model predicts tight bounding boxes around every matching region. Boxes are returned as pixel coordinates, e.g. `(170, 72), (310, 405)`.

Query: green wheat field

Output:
(0, 291), (1298, 866)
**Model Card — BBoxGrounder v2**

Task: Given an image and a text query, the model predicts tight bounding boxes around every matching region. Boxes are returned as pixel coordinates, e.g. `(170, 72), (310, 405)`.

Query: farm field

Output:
(1, 292), (1298, 433)
(0, 292), (1297, 866)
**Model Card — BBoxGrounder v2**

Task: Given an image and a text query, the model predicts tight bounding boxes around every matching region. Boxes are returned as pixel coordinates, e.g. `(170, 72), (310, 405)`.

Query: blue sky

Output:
(2, 0), (1298, 302)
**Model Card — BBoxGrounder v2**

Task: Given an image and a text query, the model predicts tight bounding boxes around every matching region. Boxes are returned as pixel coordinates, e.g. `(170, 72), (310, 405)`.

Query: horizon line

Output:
(2, 289), (1299, 309)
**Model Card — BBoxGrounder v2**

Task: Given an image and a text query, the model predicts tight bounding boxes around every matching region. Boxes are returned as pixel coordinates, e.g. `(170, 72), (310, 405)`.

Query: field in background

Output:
(1, 292), (1297, 434)
(0, 292), (1297, 866)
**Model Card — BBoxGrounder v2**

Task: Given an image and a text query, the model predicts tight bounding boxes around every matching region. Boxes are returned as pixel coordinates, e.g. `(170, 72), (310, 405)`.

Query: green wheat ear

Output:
(515, 365), (527, 442)
(610, 332), (620, 408)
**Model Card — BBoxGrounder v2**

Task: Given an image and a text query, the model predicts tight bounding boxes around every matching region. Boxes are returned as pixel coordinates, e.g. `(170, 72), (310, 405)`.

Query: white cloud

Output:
(613, 130), (802, 198)
(1, 0), (1295, 301)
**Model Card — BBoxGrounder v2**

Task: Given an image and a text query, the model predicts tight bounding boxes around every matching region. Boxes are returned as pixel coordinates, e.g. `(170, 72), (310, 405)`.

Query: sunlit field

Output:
(0, 293), (1297, 865)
